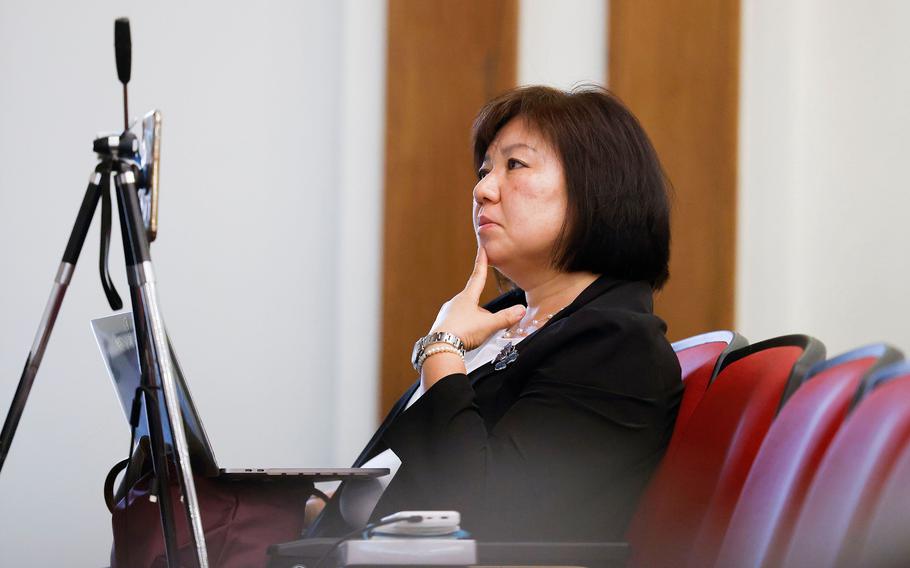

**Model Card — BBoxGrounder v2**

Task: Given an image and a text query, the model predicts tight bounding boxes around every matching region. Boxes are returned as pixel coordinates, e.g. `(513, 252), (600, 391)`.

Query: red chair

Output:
(781, 363), (910, 568)
(626, 334), (825, 568)
(625, 332), (746, 541)
(714, 344), (903, 568)
(857, 366), (910, 565)
(670, 331), (748, 446)
(624, 331), (747, 553)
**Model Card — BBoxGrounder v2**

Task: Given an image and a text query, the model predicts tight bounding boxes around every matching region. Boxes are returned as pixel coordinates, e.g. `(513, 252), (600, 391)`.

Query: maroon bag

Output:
(108, 465), (312, 568)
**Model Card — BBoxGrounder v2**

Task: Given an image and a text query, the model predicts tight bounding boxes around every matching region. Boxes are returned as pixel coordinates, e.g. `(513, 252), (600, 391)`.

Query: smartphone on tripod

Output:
(138, 109), (161, 242)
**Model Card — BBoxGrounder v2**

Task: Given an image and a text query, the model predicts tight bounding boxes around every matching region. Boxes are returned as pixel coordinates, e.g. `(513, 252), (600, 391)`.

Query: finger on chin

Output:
(472, 246), (487, 275)
(466, 248), (488, 297)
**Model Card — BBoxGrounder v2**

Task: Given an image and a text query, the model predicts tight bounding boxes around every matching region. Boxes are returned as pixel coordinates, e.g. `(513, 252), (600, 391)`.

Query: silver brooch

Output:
(493, 342), (519, 371)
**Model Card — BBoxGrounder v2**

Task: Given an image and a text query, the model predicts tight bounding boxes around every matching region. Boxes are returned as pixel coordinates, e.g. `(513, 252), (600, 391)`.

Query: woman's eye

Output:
(477, 168), (490, 180)
(507, 158), (525, 170)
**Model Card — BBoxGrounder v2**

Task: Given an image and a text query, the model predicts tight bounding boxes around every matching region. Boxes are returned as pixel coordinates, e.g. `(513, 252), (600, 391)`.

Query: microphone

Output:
(115, 18), (131, 84)
(114, 18), (131, 131)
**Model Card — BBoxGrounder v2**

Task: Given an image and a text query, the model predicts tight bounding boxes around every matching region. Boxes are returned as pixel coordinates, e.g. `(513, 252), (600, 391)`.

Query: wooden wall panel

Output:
(609, 0), (740, 340)
(380, 0), (517, 414)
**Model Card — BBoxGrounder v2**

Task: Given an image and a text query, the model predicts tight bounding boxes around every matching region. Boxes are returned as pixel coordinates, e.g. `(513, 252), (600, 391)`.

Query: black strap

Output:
(309, 488), (331, 504)
(104, 457), (132, 513)
(104, 386), (151, 513)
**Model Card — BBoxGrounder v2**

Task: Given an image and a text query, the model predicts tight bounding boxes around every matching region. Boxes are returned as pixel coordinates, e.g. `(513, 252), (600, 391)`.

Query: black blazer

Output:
(311, 275), (682, 542)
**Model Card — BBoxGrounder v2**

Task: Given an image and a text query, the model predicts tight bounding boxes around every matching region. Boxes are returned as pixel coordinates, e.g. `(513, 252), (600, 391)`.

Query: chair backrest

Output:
(715, 344), (903, 568)
(627, 334), (825, 568)
(671, 331), (749, 444)
(781, 362), (910, 568)
(623, 332), (747, 555)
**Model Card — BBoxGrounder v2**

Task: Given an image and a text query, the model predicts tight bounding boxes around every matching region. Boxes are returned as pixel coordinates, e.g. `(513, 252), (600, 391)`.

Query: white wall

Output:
(737, 0), (910, 356)
(335, 0), (386, 468)
(518, 0), (607, 89)
(0, 1), (384, 565)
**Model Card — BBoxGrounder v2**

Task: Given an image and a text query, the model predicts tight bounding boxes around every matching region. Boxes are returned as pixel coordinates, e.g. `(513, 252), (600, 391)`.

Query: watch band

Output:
(411, 331), (466, 370)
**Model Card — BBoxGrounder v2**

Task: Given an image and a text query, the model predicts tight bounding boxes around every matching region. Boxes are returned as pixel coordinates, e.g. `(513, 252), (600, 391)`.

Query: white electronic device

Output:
(374, 511), (462, 537)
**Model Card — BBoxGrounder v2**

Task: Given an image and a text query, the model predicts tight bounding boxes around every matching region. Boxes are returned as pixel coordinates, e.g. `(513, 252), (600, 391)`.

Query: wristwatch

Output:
(411, 331), (466, 371)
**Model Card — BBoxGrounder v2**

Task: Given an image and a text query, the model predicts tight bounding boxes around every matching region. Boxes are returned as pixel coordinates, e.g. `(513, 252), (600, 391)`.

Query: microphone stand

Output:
(0, 18), (209, 568)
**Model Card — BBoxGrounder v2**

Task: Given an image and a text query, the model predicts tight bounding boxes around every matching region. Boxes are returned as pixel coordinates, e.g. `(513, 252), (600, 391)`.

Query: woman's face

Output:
(473, 117), (568, 276)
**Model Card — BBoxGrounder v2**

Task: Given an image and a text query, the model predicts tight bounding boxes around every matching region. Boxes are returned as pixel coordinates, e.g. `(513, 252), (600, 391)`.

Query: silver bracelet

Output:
(416, 344), (464, 373)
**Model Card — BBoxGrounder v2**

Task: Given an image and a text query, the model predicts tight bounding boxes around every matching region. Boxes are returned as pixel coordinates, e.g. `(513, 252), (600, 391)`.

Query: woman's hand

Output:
(428, 246), (526, 350)
(420, 247), (524, 390)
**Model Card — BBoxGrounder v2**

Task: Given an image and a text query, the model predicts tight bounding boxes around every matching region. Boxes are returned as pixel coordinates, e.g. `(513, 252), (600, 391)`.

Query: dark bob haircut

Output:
(472, 85), (671, 290)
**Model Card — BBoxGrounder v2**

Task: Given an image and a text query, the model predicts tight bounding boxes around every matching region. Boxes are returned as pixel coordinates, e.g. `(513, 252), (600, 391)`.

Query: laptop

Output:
(91, 311), (388, 482)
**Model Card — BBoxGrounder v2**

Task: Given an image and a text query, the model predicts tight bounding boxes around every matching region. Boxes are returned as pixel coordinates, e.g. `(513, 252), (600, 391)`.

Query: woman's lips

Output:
(476, 215), (499, 231)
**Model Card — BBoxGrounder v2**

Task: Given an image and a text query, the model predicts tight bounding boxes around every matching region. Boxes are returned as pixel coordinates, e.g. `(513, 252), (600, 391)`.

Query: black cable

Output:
(309, 487), (332, 504)
(313, 515), (423, 568)
(120, 386), (143, 566)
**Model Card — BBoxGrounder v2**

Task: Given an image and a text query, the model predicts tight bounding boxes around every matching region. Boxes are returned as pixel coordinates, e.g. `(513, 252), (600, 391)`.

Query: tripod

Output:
(0, 19), (209, 568)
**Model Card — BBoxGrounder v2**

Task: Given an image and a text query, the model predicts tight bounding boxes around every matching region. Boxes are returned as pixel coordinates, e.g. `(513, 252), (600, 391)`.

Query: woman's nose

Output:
(473, 171), (499, 204)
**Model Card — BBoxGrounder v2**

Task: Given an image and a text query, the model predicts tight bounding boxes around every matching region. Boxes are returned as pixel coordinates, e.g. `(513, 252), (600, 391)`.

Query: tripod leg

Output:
(114, 165), (209, 568)
(130, 289), (182, 565)
(0, 170), (103, 474)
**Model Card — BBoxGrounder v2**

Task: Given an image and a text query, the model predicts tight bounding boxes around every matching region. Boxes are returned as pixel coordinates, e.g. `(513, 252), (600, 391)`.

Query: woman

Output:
(310, 85), (682, 542)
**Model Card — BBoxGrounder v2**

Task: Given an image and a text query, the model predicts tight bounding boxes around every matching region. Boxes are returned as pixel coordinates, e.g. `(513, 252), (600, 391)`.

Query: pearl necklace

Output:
(501, 309), (564, 339)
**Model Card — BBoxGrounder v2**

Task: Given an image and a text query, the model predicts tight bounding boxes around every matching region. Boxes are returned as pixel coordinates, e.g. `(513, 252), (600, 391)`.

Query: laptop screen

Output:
(91, 312), (219, 475)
